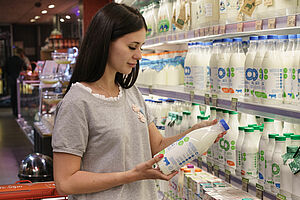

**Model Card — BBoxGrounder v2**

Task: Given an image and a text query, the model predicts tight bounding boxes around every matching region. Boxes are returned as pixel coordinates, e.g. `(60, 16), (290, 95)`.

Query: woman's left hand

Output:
(190, 119), (227, 143)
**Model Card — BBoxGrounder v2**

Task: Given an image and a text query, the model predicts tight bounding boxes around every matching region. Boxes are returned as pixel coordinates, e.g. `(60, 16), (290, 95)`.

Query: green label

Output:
(158, 19), (170, 33)
(256, 183), (264, 191)
(272, 163), (280, 175)
(276, 193), (287, 200)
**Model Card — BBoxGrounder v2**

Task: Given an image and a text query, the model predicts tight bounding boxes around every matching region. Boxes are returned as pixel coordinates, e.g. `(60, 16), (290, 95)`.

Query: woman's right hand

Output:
(129, 154), (178, 181)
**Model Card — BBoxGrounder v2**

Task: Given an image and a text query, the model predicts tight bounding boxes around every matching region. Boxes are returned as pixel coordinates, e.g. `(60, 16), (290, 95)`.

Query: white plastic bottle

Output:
(192, 43), (206, 92)
(245, 36), (258, 99)
(239, 113), (248, 127)
(180, 111), (190, 133)
(236, 126), (247, 177)
(282, 121), (295, 135)
(261, 35), (283, 105)
(283, 133), (294, 146)
(184, 43), (194, 89)
(156, 119), (230, 175)
(283, 35), (297, 104)
(191, 103), (201, 126)
(247, 114), (258, 125)
(223, 111), (239, 174)
(265, 133), (279, 191)
(207, 107), (217, 164)
(205, 42), (213, 92)
(218, 38), (232, 97)
(293, 34), (300, 105)
(252, 35), (267, 103)
(229, 38), (246, 97)
(210, 40), (222, 94)
(271, 136), (287, 193)
(275, 120), (283, 135)
(258, 118), (275, 186)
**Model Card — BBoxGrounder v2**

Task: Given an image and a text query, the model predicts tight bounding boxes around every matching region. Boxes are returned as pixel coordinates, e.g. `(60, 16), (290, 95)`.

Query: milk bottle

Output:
(184, 43), (193, 89)
(258, 118), (275, 186)
(214, 108), (223, 165)
(218, 39), (232, 97)
(265, 134), (279, 190)
(271, 136), (286, 193)
(236, 126), (247, 177)
(282, 121), (295, 135)
(294, 34), (300, 105)
(156, 119), (230, 175)
(205, 42), (213, 92)
(207, 107), (217, 162)
(283, 35), (297, 104)
(274, 120), (283, 135)
(283, 133), (294, 146)
(210, 40), (222, 94)
(193, 43), (206, 93)
(245, 36), (258, 99)
(261, 35), (283, 105)
(229, 38), (246, 97)
(224, 111), (239, 174)
(180, 111), (191, 133)
(252, 35), (267, 103)
(239, 113), (248, 126)
(191, 103), (201, 126)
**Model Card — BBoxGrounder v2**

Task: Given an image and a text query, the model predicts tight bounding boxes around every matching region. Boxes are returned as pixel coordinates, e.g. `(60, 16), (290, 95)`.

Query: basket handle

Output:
(15, 180), (32, 184)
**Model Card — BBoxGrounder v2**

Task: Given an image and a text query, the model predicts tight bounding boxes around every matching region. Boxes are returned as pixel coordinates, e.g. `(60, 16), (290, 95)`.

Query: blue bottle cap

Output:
(267, 35), (278, 39)
(233, 37), (243, 42)
(258, 35), (268, 40)
(278, 35), (288, 40)
(297, 34), (300, 38)
(249, 36), (258, 40)
(219, 119), (230, 131)
(222, 38), (232, 42)
(288, 34), (297, 39)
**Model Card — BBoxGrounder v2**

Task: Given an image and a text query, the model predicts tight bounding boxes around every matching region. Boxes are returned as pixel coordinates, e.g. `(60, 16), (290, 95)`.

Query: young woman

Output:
(52, 3), (225, 199)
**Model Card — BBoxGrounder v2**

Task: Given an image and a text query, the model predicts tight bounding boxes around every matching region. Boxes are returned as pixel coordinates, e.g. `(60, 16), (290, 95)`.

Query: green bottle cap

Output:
(291, 135), (300, 140)
(201, 116), (209, 120)
(192, 103), (200, 106)
(287, 146), (299, 153)
(244, 128), (254, 132)
(238, 126), (248, 131)
(283, 133), (294, 138)
(197, 115), (202, 119)
(222, 110), (229, 113)
(200, 111), (205, 115)
(210, 107), (216, 110)
(253, 126), (260, 130)
(259, 127), (264, 132)
(248, 124), (257, 127)
(216, 108), (223, 112)
(275, 136), (286, 141)
(229, 111), (238, 114)
(264, 118), (274, 122)
(269, 134), (279, 139)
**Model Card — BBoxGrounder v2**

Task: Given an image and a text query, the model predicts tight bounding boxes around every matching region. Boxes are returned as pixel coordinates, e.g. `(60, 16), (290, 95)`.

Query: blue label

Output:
(275, 183), (280, 188)
(259, 172), (264, 180)
(252, 68), (258, 81)
(245, 68), (253, 81)
(218, 67), (226, 79)
(298, 69), (300, 83)
(184, 66), (191, 75)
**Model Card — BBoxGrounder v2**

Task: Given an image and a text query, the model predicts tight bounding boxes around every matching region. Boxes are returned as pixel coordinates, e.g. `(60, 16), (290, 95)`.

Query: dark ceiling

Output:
(0, 0), (79, 24)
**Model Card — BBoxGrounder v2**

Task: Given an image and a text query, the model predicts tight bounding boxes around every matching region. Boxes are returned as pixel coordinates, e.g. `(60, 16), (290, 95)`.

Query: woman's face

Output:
(107, 28), (146, 75)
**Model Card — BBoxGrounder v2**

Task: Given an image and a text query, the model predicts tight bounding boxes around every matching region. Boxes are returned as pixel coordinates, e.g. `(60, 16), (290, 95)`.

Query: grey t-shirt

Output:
(52, 83), (157, 200)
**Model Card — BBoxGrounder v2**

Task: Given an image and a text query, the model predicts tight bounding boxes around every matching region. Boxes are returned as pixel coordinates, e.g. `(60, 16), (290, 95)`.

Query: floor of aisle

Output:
(0, 107), (33, 185)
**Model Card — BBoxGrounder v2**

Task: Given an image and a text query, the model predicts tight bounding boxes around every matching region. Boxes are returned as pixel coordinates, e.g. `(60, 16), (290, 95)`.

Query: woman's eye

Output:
(128, 46), (136, 50)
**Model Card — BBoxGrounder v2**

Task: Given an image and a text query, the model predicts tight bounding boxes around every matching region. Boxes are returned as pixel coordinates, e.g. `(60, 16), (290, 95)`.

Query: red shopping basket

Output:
(0, 180), (67, 199)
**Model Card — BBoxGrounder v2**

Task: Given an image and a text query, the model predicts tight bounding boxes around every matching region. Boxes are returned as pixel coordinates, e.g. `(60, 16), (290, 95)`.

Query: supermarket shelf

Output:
(16, 117), (34, 145)
(137, 84), (300, 124)
(143, 14), (300, 49)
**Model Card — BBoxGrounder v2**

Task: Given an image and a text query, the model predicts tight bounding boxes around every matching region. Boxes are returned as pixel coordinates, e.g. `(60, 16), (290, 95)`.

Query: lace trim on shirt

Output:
(72, 82), (123, 101)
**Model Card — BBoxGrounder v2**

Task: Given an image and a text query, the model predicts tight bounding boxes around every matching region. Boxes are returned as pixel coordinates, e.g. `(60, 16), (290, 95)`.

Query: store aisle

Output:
(0, 108), (33, 185)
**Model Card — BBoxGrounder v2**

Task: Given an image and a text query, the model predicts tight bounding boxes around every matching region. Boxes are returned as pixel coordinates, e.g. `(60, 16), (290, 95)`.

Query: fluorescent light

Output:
(60, 18), (65, 23)
(48, 4), (55, 9)
(35, 16), (40, 20)
(41, 10), (47, 14)
(65, 15), (71, 19)
(30, 19), (36, 23)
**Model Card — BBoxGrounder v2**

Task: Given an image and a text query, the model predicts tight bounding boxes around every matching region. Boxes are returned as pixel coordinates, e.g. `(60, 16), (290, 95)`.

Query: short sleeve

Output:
(52, 99), (89, 157)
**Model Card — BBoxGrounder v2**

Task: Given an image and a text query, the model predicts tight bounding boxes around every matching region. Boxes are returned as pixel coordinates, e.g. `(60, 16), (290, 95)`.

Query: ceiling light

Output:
(48, 4), (55, 9)
(35, 16), (40, 19)
(65, 15), (71, 19)
(41, 10), (47, 14)
(30, 19), (36, 23)
(60, 18), (65, 23)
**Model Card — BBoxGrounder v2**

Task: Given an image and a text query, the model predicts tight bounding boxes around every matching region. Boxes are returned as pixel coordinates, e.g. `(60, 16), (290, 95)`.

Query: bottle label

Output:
(193, 65), (205, 91)
(224, 139), (236, 167)
(261, 68), (283, 100)
(241, 152), (258, 178)
(245, 68), (252, 96)
(231, 66), (245, 95)
(218, 66), (230, 94)
(283, 67), (296, 100)
(158, 19), (170, 33)
(272, 163), (281, 189)
(258, 150), (266, 180)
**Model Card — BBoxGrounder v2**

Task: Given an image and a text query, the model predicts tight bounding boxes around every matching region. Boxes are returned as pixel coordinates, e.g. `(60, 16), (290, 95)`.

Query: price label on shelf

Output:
(194, 29), (200, 37)
(242, 177), (249, 192)
(231, 97), (238, 111)
(255, 20), (263, 30)
(200, 28), (205, 36)
(256, 183), (264, 200)
(207, 161), (213, 174)
(237, 23), (244, 32)
(287, 15), (296, 27)
(213, 26), (219, 35)
(264, 0), (273, 6)
(225, 169), (231, 183)
(208, 26), (214, 35)
(204, 27), (209, 35)
(213, 165), (220, 177)
(212, 94), (218, 107)
(276, 193), (287, 200)
(268, 18), (276, 29)
(219, 25), (226, 34)
(205, 94), (210, 105)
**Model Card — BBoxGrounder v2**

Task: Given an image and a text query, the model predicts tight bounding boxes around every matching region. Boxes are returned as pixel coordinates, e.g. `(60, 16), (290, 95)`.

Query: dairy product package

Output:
(156, 119), (229, 175)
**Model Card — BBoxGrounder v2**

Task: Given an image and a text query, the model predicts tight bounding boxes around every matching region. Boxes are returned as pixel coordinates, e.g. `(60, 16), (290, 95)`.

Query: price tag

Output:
(208, 26), (214, 35)
(256, 183), (264, 200)
(204, 27), (209, 35)
(207, 161), (213, 174)
(212, 94), (218, 107)
(287, 15), (296, 27)
(205, 94), (210, 105)
(268, 18), (276, 29)
(213, 26), (219, 35)
(184, 32), (188, 39)
(225, 169), (231, 183)
(264, 0), (273, 6)
(242, 177), (249, 192)
(237, 23), (244, 32)
(231, 97), (238, 111)
(276, 193), (287, 200)
(194, 29), (200, 37)
(200, 28), (205, 36)
(213, 165), (220, 177)
(219, 25), (226, 34)
(190, 91), (195, 102)
(255, 20), (263, 30)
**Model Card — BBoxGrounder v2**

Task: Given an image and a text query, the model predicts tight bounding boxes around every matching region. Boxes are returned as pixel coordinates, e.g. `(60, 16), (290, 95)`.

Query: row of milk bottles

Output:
(185, 35), (300, 105)
(207, 106), (300, 200)
(141, 0), (298, 37)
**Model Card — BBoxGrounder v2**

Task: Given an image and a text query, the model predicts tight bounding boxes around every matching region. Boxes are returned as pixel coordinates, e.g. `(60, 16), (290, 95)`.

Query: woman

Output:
(52, 3), (225, 199)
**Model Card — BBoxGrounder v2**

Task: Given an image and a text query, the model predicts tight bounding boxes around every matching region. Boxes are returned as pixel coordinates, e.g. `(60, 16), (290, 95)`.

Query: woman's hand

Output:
(130, 154), (178, 181)
(190, 119), (227, 143)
